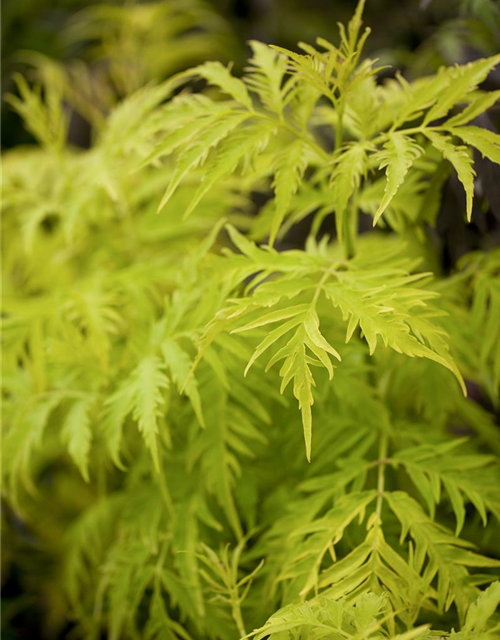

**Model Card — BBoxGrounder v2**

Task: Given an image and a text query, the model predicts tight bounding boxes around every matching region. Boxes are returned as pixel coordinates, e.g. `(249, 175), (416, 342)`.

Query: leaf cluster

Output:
(2, 2), (500, 639)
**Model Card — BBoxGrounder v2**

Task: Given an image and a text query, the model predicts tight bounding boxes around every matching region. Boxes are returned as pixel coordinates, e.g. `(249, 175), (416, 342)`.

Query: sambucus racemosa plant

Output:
(2, 1), (500, 638)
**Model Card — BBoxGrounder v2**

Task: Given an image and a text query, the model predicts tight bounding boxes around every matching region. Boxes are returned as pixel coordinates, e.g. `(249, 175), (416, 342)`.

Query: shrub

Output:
(2, 1), (500, 638)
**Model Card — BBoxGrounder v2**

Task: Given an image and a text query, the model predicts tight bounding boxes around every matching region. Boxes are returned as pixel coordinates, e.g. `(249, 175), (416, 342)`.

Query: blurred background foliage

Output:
(3, 0), (500, 147)
(3, 0), (500, 266)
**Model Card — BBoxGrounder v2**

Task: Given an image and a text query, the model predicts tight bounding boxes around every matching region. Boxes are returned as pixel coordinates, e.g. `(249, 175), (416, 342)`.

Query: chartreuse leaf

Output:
(456, 581), (500, 638)
(189, 61), (254, 110)
(322, 268), (465, 392)
(393, 441), (500, 534)
(63, 495), (123, 610)
(162, 338), (204, 427)
(5, 73), (67, 150)
(445, 90), (500, 127)
(393, 72), (452, 127)
(107, 543), (156, 640)
(451, 126), (500, 166)
(329, 143), (367, 240)
(183, 121), (275, 219)
(373, 134), (423, 225)
(145, 583), (194, 640)
(278, 491), (376, 597)
(101, 357), (169, 469)
(319, 524), (430, 616)
(423, 54), (500, 125)
(246, 592), (430, 640)
(136, 98), (232, 170)
(198, 538), (264, 636)
(168, 489), (211, 621)
(187, 375), (265, 539)
(62, 396), (94, 482)
(233, 306), (340, 461)
(425, 131), (475, 221)
(245, 41), (290, 115)
(130, 356), (169, 468)
(2, 394), (61, 500)
(345, 0), (367, 52)
(102, 381), (136, 468)
(270, 140), (309, 245)
(63, 285), (122, 370)
(386, 492), (500, 619)
(469, 255), (500, 395)
(157, 112), (250, 212)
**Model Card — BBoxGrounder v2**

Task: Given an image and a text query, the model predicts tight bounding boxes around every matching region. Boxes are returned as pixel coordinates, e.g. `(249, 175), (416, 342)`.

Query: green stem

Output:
(155, 538), (169, 575)
(342, 189), (358, 260)
(231, 596), (247, 638)
(252, 111), (331, 162)
(371, 124), (443, 147)
(376, 434), (388, 519)
(311, 265), (340, 307)
(342, 208), (356, 260)
(335, 100), (345, 151)
(157, 458), (175, 521)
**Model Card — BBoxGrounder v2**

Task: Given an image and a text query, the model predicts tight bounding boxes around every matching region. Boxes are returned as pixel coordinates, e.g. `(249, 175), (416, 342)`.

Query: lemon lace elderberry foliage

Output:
(3, 1), (500, 639)
(247, 583), (500, 640)
(252, 412), (500, 624)
(191, 225), (463, 459)
(148, 11), (500, 242)
(436, 248), (500, 402)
